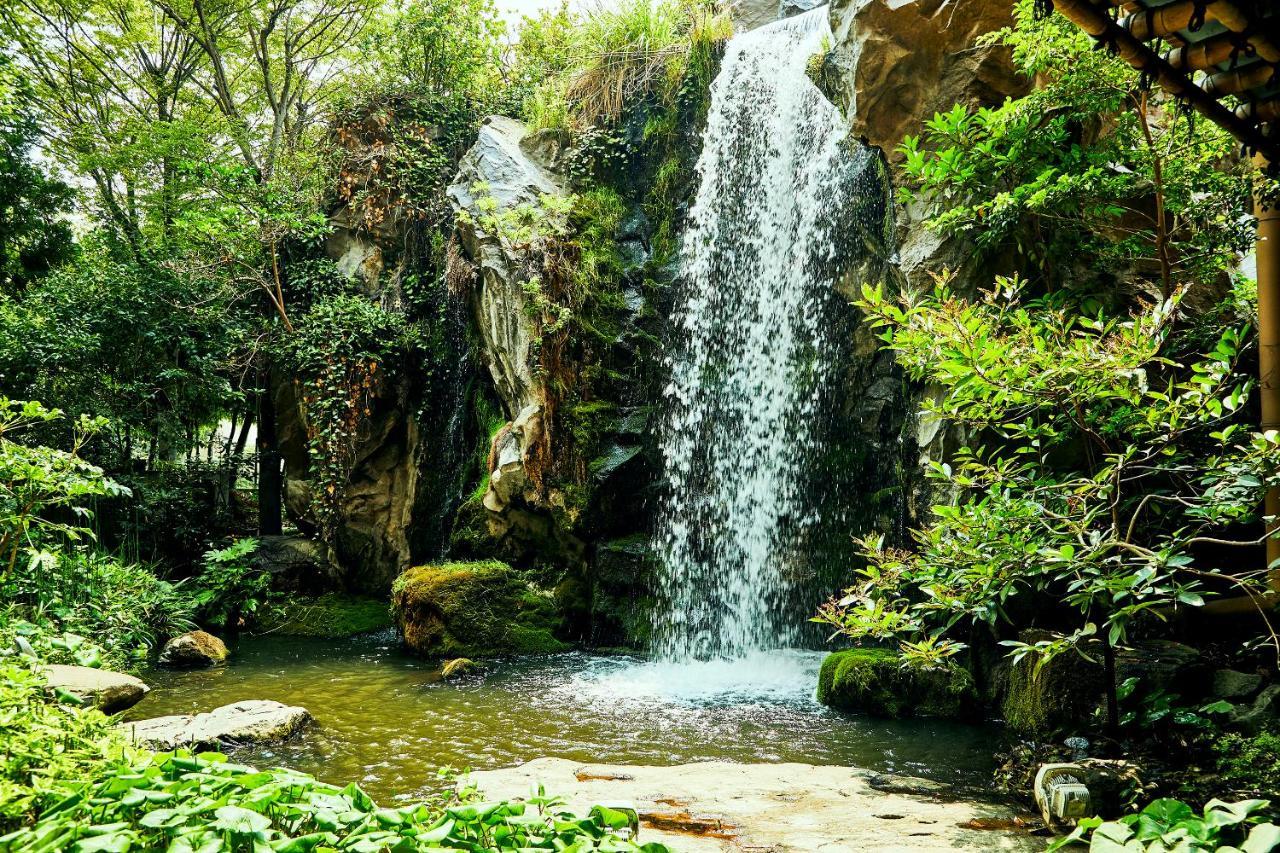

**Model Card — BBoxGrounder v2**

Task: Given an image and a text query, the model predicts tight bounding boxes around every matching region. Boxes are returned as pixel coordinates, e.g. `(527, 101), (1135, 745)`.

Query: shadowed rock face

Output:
(825, 0), (1025, 167)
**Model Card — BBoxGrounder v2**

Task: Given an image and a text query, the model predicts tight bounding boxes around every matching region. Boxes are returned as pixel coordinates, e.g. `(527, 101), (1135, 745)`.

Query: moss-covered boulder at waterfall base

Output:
(391, 561), (567, 658)
(817, 649), (977, 719)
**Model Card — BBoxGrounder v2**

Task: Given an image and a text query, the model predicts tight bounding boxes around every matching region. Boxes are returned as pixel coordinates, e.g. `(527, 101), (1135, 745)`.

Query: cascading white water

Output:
(653, 7), (867, 662)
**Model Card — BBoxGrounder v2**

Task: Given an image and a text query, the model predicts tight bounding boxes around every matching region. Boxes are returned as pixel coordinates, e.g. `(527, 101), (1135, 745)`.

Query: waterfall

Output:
(653, 7), (871, 662)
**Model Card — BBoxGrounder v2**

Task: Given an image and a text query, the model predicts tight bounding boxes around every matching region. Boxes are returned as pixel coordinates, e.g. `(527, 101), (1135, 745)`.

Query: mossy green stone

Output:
(817, 649), (977, 720)
(1000, 645), (1105, 736)
(391, 561), (568, 659)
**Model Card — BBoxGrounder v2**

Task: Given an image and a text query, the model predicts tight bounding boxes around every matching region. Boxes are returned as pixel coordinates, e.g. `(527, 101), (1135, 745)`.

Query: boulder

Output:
(42, 665), (149, 713)
(817, 648), (978, 719)
(1229, 684), (1280, 734)
(119, 700), (312, 751)
(1116, 640), (1208, 700)
(733, 0), (780, 31)
(825, 0), (1026, 164)
(1212, 669), (1264, 701)
(254, 535), (336, 593)
(391, 560), (568, 658)
(159, 630), (228, 668)
(1000, 639), (1105, 737)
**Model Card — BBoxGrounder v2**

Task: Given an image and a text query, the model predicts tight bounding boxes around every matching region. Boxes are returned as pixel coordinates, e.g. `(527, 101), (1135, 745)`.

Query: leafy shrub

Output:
(2, 551), (193, 669)
(0, 663), (131, 832)
(511, 0), (731, 131)
(0, 750), (669, 851)
(190, 538), (268, 633)
(815, 280), (1279, 731)
(1049, 797), (1280, 852)
(0, 398), (122, 571)
(1212, 729), (1280, 800)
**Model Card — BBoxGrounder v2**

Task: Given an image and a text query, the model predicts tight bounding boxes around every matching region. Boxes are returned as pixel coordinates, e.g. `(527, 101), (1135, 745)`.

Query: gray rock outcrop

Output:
(42, 665), (149, 713)
(449, 115), (565, 421)
(119, 700), (312, 751)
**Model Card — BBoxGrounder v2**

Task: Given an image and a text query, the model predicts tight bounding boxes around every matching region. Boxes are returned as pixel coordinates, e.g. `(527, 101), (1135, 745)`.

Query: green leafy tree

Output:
(0, 399), (123, 573)
(898, 0), (1254, 299)
(817, 278), (1279, 732)
(0, 54), (74, 292)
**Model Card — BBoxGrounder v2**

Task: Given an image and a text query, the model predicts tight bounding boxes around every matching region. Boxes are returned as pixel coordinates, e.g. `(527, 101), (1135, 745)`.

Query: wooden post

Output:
(1257, 164), (1280, 589)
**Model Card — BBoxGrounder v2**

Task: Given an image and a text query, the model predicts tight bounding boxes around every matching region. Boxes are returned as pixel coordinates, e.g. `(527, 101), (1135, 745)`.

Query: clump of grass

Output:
(516, 0), (733, 131)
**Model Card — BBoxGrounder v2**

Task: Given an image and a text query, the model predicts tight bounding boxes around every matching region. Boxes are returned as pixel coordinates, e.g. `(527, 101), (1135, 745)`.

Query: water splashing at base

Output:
(653, 8), (872, 662)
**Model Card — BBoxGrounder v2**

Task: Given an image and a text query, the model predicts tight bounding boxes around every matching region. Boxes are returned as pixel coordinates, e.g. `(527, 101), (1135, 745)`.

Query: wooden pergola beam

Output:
(1051, 0), (1280, 161)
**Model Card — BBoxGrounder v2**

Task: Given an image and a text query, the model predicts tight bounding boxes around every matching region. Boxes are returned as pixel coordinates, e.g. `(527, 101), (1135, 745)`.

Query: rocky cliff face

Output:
(823, 0), (1026, 290)
(296, 0), (1030, 631)
(819, 0), (1029, 518)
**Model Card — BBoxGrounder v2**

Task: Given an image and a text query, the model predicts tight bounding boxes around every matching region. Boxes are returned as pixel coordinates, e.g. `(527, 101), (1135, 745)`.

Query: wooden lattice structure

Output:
(1044, 0), (1280, 590)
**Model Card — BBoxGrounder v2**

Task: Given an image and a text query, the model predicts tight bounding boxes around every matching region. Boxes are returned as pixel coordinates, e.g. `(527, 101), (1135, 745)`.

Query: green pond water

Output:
(128, 633), (1001, 805)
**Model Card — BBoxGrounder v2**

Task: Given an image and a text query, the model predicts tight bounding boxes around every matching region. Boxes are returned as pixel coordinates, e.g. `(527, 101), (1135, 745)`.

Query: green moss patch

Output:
(1000, 645), (1105, 736)
(257, 595), (392, 638)
(391, 560), (568, 659)
(817, 648), (978, 720)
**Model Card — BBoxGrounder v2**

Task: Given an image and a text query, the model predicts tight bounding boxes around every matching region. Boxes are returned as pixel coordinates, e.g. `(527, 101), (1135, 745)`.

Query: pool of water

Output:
(128, 633), (1001, 804)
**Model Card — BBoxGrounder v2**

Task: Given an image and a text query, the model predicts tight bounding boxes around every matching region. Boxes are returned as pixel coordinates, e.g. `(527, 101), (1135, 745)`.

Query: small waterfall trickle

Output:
(653, 8), (873, 662)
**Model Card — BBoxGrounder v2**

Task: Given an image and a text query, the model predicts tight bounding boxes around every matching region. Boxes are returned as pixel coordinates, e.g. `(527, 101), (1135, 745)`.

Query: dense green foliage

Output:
(1050, 797), (1279, 853)
(900, 0), (1254, 297)
(818, 0), (1275, 738)
(0, 54), (73, 293)
(1, 750), (668, 852)
(0, 663), (132, 833)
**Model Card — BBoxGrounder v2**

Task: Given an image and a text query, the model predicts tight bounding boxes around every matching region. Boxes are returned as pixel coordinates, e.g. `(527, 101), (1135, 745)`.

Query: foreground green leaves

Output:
(0, 750), (670, 852)
(1049, 797), (1280, 852)
(0, 663), (132, 831)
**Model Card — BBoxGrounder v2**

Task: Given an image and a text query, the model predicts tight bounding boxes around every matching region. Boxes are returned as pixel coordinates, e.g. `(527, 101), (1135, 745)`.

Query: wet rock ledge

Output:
(469, 758), (1039, 852)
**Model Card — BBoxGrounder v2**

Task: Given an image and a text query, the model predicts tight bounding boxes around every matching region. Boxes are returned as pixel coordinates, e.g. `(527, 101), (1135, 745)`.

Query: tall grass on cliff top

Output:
(517, 0), (732, 131)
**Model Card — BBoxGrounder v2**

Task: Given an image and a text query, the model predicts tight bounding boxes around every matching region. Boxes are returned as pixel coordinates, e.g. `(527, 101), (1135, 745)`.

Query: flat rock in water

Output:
(468, 758), (1039, 852)
(119, 699), (311, 750)
(43, 664), (149, 713)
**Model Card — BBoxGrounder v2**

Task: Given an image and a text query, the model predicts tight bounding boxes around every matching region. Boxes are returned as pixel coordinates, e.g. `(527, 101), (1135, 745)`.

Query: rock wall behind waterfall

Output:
(292, 0), (1034, 627)
(819, 0), (1031, 520)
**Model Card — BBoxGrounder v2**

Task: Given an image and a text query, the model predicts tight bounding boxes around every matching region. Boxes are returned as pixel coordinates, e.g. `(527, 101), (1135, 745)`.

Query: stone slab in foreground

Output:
(118, 699), (312, 751)
(43, 664), (149, 713)
(469, 758), (1040, 853)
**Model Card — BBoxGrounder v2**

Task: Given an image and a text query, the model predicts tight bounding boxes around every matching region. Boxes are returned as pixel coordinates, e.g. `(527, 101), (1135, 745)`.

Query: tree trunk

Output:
(257, 371), (283, 537)
(1102, 634), (1120, 737)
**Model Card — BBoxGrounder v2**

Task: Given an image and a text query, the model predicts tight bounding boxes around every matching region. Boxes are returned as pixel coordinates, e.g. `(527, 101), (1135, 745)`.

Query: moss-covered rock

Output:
(258, 595), (393, 638)
(391, 561), (568, 658)
(1000, 643), (1105, 736)
(816, 648), (978, 719)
